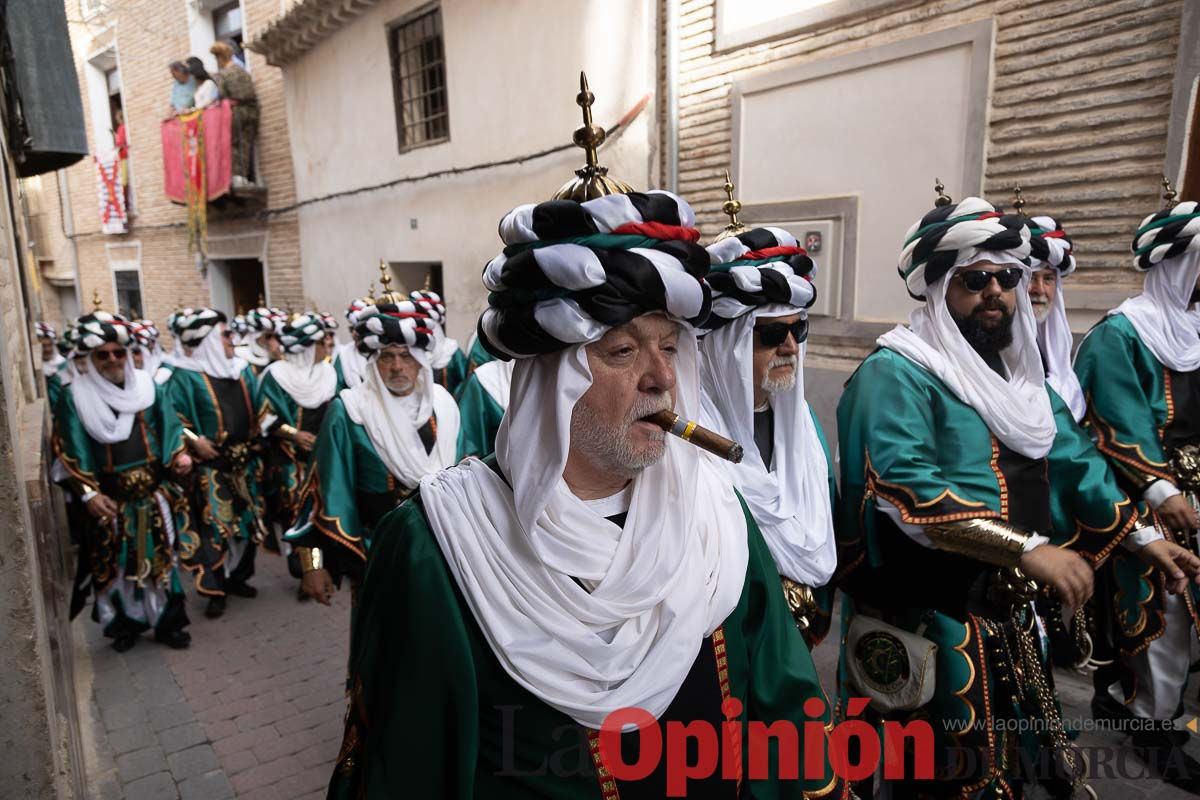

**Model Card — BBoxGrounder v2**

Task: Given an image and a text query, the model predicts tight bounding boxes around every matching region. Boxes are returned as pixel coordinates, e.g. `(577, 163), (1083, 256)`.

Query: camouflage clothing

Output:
(216, 64), (258, 180)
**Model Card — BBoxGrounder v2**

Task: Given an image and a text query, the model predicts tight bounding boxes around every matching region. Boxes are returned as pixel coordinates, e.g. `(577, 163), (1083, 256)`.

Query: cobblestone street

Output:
(75, 552), (351, 800)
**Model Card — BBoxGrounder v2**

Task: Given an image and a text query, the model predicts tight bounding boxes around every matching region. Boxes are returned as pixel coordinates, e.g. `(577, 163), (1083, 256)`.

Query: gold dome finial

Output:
(1011, 186), (1026, 216)
(1162, 176), (1178, 207)
(377, 260), (406, 304)
(551, 72), (634, 202)
(934, 178), (952, 207)
(256, 293), (266, 308)
(366, 280), (376, 302)
(713, 170), (749, 243)
(92, 289), (103, 311)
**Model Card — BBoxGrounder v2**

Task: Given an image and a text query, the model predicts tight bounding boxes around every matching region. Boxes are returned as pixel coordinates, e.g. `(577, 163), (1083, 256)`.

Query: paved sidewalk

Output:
(75, 551), (351, 800)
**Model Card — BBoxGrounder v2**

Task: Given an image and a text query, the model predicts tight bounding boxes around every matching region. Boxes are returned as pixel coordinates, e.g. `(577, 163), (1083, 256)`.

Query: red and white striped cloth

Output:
(95, 150), (127, 235)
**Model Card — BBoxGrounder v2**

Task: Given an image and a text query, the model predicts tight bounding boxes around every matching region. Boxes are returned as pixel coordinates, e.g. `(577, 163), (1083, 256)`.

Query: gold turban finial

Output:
(92, 289), (103, 311)
(256, 293), (266, 308)
(366, 280), (376, 302)
(712, 170), (749, 243)
(1162, 176), (1178, 208)
(377, 260), (406, 304)
(934, 178), (952, 207)
(551, 72), (634, 202)
(1011, 186), (1026, 216)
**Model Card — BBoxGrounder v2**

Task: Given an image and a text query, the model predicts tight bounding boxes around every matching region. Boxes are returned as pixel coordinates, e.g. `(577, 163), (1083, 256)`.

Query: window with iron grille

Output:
(388, 6), (449, 152)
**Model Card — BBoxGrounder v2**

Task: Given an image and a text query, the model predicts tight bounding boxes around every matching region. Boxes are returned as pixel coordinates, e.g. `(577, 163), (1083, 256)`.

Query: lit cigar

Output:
(644, 410), (744, 464)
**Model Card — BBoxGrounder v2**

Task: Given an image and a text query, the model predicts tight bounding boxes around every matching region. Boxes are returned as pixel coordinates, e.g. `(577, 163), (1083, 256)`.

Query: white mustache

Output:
(629, 392), (673, 424)
(768, 355), (798, 370)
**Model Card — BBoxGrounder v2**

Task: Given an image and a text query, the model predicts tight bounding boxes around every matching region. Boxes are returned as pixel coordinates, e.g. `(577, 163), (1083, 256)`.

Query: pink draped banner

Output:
(160, 100), (233, 203)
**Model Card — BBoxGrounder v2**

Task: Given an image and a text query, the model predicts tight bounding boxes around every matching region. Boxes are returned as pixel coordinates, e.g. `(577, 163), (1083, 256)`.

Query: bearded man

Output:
(287, 302), (459, 606)
(169, 308), (266, 618)
(56, 311), (193, 651)
(1025, 214), (1087, 422)
(1074, 194), (1200, 785)
(698, 225), (838, 647)
(328, 172), (844, 796)
(836, 192), (1199, 797)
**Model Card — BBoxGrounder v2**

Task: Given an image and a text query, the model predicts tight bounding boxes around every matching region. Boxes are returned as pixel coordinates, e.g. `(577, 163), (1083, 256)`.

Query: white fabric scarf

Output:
(172, 323), (247, 380)
(41, 352), (65, 377)
(1111, 250), (1200, 373)
(429, 329), (461, 370)
(336, 340), (368, 388)
(340, 349), (459, 489)
(878, 255), (1057, 459)
(474, 358), (515, 408)
(72, 355), (156, 444)
(698, 307), (836, 587)
(139, 342), (165, 376)
(420, 329), (750, 729)
(266, 348), (337, 409)
(1037, 281), (1087, 422)
(236, 331), (272, 368)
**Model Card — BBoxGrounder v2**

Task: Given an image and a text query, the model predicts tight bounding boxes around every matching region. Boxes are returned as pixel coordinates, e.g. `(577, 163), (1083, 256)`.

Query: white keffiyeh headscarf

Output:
(1112, 250), (1200, 373)
(72, 356), (156, 444)
(336, 339), (368, 388)
(172, 322), (247, 380)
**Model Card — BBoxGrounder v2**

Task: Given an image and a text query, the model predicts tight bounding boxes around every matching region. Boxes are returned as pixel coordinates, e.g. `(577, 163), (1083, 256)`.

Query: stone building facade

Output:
(661, 0), (1200, 431)
(29, 0), (306, 341)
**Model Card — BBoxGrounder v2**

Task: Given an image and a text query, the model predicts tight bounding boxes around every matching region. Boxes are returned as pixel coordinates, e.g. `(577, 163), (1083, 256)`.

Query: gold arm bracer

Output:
(276, 424), (299, 442)
(296, 546), (324, 573)
(923, 518), (1029, 568)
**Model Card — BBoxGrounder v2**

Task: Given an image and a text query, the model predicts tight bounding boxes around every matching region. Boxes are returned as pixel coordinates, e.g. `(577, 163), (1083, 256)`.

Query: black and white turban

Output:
(130, 320), (160, 349)
(1027, 215), (1076, 276)
(478, 190), (711, 359)
(345, 298), (375, 327)
(280, 313), (327, 353)
(409, 290), (446, 325)
(353, 302), (435, 356)
(703, 227), (816, 329)
(230, 314), (249, 336)
(1132, 200), (1200, 271)
(57, 325), (78, 357)
(35, 321), (56, 341)
(166, 307), (195, 337)
(244, 306), (278, 334)
(178, 308), (227, 346)
(75, 312), (133, 354)
(898, 197), (1032, 300)
(319, 312), (338, 331)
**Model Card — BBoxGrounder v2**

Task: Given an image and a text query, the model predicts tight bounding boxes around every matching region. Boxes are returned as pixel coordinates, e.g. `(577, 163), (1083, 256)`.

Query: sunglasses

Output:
(92, 349), (127, 362)
(957, 267), (1023, 293)
(754, 319), (809, 348)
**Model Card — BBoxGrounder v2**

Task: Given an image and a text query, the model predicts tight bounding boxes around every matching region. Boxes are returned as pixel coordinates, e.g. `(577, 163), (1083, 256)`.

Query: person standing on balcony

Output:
(210, 40), (258, 188)
(186, 57), (218, 110)
(168, 61), (195, 115)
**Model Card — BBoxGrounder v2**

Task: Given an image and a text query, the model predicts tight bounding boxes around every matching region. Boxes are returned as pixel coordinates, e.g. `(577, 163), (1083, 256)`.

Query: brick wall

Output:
(670, 0), (1183, 298)
(34, 0), (304, 342)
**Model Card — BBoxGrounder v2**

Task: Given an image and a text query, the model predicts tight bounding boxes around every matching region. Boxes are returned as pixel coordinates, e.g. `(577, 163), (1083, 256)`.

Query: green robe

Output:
(55, 382), (191, 635)
(284, 398), (408, 583)
(455, 371), (505, 460)
(254, 371), (330, 528)
(836, 347), (1137, 795)
(167, 365), (265, 595)
(465, 334), (495, 377)
(1074, 312), (1200, 656)
(46, 367), (65, 413)
(330, 480), (846, 799)
(433, 348), (469, 397)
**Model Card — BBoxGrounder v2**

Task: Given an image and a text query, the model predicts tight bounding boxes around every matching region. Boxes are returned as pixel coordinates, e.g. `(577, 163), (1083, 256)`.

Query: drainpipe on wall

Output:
(663, 0), (679, 193)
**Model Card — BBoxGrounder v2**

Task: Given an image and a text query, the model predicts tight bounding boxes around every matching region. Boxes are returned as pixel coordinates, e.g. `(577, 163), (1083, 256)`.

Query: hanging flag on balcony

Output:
(94, 149), (127, 235)
(160, 101), (233, 252)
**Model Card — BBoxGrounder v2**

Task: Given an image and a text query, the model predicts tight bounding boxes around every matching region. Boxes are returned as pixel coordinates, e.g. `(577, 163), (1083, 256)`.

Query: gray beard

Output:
(761, 357), (798, 396)
(569, 392), (672, 479)
(1030, 301), (1052, 323)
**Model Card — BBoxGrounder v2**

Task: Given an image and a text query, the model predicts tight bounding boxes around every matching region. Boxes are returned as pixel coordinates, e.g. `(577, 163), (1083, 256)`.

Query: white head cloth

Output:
(236, 332), (272, 367)
(878, 252), (1058, 459)
(419, 326), (749, 730)
(42, 352), (65, 378)
(139, 342), (166, 376)
(428, 322), (461, 370)
(336, 340), (368, 388)
(265, 348), (337, 409)
(1111, 250), (1200, 373)
(339, 347), (458, 488)
(474, 357), (515, 408)
(172, 323), (247, 380)
(698, 305), (835, 587)
(72, 356), (156, 444)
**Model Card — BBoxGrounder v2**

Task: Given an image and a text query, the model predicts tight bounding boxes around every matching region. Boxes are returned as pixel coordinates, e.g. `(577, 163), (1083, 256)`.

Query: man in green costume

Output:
(454, 355), (511, 460)
(235, 305), (284, 376)
(56, 310), (194, 651)
(169, 307), (266, 618)
(255, 312), (337, 585)
(410, 289), (469, 395)
(288, 301), (459, 604)
(36, 321), (66, 409)
(698, 223), (838, 649)
(463, 328), (496, 376)
(837, 192), (1199, 797)
(1074, 191), (1200, 782)
(328, 142), (847, 796)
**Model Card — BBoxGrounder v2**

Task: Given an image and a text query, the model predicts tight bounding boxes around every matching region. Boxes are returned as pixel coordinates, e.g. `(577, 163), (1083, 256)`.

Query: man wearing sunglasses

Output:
(55, 310), (194, 652)
(169, 308), (267, 619)
(697, 225), (837, 649)
(1075, 194), (1200, 781)
(835, 194), (1200, 797)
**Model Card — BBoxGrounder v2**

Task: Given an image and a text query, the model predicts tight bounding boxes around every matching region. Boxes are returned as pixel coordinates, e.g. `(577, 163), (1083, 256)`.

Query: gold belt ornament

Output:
(116, 466), (157, 498)
(224, 441), (252, 470)
(781, 577), (817, 631)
